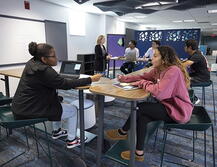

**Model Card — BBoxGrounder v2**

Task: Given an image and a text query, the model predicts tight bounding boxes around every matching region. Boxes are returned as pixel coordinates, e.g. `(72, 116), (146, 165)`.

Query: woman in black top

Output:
(12, 42), (101, 148)
(94, 35), (111, 72)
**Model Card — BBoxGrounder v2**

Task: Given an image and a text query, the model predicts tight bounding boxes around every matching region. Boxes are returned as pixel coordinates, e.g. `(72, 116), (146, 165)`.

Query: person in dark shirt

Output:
(94, 35), (112, 73)
(12, 42), (101, 149)
(183, 39), (210, 104)
(183, 39), (210, 84)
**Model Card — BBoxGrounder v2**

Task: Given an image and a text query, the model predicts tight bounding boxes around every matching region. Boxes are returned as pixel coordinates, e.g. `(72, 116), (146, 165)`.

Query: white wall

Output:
(0, 0), (132, 96)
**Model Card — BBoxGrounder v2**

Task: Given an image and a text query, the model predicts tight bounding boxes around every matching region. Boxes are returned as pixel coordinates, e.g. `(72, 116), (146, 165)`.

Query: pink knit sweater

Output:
(119, 66), (193, 123)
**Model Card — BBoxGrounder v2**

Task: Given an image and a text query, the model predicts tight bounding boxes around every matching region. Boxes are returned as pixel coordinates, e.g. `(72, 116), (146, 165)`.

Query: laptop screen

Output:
(60, 61), (82, 75)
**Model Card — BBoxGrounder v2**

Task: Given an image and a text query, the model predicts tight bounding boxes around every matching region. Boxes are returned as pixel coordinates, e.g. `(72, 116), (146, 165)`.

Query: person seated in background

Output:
(106, 46), (193, 162)
(12, 42), (101, 149)
(182, 39), (210, 103)
(95, 35), (112, 73)
(143, 40), (161, 63)
(120, 40), (139, 74)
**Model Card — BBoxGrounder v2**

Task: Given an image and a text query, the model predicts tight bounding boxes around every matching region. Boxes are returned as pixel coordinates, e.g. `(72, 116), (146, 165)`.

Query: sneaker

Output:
(121, 150), (144, 162)
(194, 96), (200, 105)
(52, 128), (68, 139)
(66, 137), (88, 149)
(105, 129), (128, 141)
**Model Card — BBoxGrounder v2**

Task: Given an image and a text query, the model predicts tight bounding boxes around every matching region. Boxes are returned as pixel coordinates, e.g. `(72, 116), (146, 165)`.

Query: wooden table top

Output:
(0, 68), (23, 78)
(89, 77), (149, 101)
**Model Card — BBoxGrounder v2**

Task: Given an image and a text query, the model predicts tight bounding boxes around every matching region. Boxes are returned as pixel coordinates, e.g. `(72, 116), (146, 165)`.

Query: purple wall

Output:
(107, 34), (125, 67)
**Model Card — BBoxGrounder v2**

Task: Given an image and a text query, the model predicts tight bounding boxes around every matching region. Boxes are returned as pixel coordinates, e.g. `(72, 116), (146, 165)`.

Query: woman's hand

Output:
(130, 81), (140, 86)
(91, 74), (102, 82)
(106, 54), (112, 60)
(117, 74), (125, 82)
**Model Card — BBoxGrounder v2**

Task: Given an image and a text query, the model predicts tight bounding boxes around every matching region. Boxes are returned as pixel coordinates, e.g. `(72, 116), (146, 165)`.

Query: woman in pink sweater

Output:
(106, 46), (193, 161)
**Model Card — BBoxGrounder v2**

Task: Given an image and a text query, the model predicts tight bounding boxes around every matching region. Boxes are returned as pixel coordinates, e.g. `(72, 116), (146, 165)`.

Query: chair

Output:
(191, 80), (216, 125)
(160, 106), (215, 167)
(0, 106), (52, 167)
(0, 92), (12, 106)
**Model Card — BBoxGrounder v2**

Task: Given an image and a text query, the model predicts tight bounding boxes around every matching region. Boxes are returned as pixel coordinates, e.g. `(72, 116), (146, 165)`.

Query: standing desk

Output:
(90, 77), (149, 167)
(0, 68), (90, 160)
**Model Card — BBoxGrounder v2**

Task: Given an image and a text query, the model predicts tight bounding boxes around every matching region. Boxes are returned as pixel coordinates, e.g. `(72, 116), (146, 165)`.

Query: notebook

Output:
(113, 82), (138, 91)
(59, 61), (82, 79)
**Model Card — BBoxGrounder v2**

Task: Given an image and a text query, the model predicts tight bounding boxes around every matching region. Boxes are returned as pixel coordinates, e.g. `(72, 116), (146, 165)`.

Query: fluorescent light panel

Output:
(211, 23), (217, 25)
(172, 20), (183, 23)
(183, 19), (195, 22)
(208, 9), (217, 13)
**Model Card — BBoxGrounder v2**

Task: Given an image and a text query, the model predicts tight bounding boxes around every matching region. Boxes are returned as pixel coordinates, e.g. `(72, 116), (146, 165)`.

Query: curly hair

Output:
(157, 46), (190, 88)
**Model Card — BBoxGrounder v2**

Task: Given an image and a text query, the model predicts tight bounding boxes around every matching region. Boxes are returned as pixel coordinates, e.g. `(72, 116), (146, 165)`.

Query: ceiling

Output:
(42, 0), (217, 36)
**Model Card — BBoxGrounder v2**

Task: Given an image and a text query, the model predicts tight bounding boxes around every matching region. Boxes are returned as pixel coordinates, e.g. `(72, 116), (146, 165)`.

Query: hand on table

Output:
(91, 74), (102, 82)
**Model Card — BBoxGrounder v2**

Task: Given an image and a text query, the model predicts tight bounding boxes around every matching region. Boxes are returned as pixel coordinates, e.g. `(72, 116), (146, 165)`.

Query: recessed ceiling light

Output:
(184, 20), (195, 22)
(135, 0), (178, 9)
(208, 9), (217, 14)
(172, 20), (183, 23)
(211, 23), (217, 25)
(134, 15), (147, 19)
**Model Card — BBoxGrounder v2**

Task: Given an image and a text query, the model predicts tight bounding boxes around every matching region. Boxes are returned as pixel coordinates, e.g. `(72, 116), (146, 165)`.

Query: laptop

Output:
(59, 61), (82, 79)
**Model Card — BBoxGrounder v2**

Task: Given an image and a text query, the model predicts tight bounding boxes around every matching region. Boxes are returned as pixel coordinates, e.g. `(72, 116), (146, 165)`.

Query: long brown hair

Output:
(157, 46), (190, 88)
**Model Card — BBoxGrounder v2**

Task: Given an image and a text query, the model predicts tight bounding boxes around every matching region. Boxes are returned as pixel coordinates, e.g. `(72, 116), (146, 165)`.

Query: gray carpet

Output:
(0, 72), (217, 167)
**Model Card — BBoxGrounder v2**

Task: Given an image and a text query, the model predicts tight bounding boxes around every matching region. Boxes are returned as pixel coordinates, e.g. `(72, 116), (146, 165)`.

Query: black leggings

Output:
(120, 62), (135, 74)
(122, 102), (174, 150)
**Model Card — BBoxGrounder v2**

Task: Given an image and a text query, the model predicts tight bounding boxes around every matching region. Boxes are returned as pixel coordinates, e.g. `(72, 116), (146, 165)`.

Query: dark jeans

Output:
(122, 102), (174, 150)
(120, 62), (135, 74)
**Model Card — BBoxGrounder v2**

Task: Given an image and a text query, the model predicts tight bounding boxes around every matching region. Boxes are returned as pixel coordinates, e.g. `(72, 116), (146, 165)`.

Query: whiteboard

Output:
(0, 17), (46, 65)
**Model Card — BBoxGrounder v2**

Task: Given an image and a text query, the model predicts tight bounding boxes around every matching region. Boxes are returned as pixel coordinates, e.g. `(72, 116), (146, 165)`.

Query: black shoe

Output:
(66, 137), (88, 149)
(193, 96), (200, 105)
(52, 128), (68, 139)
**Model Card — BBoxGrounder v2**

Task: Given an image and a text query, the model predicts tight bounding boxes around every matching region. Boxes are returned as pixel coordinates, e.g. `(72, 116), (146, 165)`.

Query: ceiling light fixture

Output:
(211, 23), (217, 25)
(207, 9), (217, 14)
(184, 19), (195, 22)
(135, 0), (178, 9)
(172, 20), (183, 23)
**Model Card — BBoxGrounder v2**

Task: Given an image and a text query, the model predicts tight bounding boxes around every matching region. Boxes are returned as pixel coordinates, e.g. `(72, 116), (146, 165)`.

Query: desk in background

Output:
(107, 57), (146, 78)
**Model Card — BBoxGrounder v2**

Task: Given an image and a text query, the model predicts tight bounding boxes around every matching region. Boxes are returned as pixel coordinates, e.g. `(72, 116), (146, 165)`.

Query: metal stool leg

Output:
(211, 125), (216, 167)
(153, 128), (159, 149)
(192, 131), (195, 161)
(211, 82), (216, 125)
(33, 125), (40, 158)
(24, 127), (30, 149)
(204, 130), (207, 167)
(160, 129), (168, 167)
(43, 122), (53, 167)
(202, 87), (205, 106)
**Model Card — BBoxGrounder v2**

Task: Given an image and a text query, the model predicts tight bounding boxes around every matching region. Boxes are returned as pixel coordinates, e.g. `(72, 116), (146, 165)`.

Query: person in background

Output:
(106, 46), (193, 162)
(120, 40), (139, 74)
(95, 35), (112, 73)
(183, 39), (210, 104)
(12, 42), (102, 149)
(143, 40), (161, 61)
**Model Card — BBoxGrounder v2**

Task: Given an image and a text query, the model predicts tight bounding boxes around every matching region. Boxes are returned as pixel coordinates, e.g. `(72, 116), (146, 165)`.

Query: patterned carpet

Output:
(0, 72), (217, 167)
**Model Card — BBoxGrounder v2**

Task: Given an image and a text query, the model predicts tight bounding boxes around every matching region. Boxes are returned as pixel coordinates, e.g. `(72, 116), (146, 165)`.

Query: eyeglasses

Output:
(45, 56), (56, 58)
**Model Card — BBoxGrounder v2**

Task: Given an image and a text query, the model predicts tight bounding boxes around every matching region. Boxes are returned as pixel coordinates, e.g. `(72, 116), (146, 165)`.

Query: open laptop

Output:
(59, 61), (82, 79)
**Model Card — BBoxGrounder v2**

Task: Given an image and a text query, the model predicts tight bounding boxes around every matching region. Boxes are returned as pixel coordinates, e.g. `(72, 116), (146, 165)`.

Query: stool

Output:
(160, 106), (215, 167)
(0, 106), (52, 167)
(71, 99), (96, 129)
(191, 80), (216, 125)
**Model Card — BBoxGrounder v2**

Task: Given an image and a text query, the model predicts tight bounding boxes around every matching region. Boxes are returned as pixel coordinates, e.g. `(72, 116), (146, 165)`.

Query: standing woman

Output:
(12, 42), (102, 149)
(95, 35), (111, 73)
